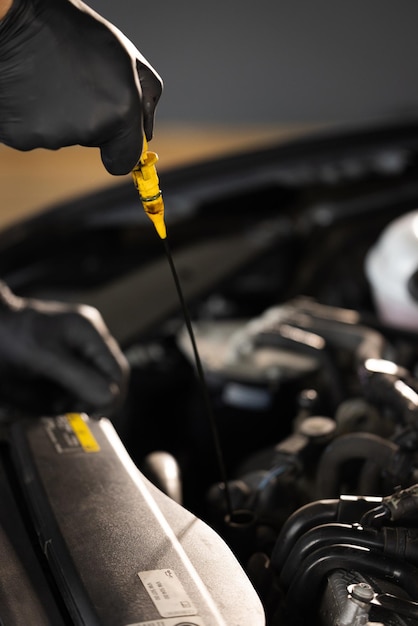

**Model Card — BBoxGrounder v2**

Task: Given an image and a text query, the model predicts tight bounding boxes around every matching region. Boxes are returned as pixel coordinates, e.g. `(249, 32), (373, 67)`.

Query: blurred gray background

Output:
(87, 0), (418, 127)
(4, 1), (418, 228)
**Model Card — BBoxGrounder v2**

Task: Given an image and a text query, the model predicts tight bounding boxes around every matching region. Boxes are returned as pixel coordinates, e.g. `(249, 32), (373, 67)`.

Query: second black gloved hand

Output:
(0, 0), (162, 175)
(0, 282), (129, 417)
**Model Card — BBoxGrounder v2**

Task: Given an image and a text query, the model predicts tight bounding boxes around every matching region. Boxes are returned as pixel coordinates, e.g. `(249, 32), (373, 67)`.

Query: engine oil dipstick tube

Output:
(132, 139), (233, 518)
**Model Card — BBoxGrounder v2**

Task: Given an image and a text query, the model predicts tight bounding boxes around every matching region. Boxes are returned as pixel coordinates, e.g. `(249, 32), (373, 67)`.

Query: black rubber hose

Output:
(361, 484), (418, 527)
(285, 544), (418, 624)
(279, 524), (418, 588)
(383, 526), (418, 565)
(360, 503), (391, 528)
(376, 593), (418, 620)
(358, 457), (385, 495)
(315, 432), (399, 498)
(271, 499), (339, 572)
(278, 523), (383, 589)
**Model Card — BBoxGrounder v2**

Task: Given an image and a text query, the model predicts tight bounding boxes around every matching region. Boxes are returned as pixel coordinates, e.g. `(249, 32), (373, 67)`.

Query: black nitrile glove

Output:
(0, 282), (129, 417)
(0, 0), (162, 175)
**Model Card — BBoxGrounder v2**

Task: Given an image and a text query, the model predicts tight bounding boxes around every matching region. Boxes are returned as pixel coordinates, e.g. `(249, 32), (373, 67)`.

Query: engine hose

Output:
(278, 523), (382, 589)
(375, 592), (418, 620)
(279, 524), (418, 580)
(271, 495), (382, 571)
(278, 523), (418, 588)
(361, 483), (418, 527)
(357, 442), (413, 495)
(360, 503), (391, 528)
(383, 526), (418, 564)
(358, 457), (385, 495)
(284, 544), (418, 624)
(271, 499), (339, 571)
(315, 432), (400, 498)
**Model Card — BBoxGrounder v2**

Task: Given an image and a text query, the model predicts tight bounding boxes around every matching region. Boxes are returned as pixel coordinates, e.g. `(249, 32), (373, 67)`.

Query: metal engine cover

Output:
(10, 414), (265, 626)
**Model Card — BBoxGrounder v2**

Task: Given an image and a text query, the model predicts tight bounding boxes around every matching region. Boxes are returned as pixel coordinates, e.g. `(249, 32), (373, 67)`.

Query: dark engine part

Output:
(178, 294), (418, 626)
(5, 121), (418, 625)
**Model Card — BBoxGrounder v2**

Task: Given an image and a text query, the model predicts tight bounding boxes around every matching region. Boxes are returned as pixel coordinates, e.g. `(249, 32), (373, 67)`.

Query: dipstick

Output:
(132, 140), (233, 517)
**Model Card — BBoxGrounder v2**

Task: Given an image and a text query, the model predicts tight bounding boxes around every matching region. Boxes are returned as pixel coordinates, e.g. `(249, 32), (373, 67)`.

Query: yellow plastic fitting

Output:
(131, 138), (166, 239)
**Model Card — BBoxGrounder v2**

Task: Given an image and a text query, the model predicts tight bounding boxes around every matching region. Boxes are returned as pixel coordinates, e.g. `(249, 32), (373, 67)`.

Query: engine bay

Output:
(3, 118), (418, 625)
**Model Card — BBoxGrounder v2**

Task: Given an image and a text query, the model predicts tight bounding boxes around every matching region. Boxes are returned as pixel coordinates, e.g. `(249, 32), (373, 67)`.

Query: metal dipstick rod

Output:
(132, 140), (233, 518)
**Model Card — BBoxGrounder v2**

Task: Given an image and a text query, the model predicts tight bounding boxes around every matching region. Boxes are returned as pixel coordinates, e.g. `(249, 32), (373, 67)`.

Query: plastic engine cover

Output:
(10, 414), (265, 626)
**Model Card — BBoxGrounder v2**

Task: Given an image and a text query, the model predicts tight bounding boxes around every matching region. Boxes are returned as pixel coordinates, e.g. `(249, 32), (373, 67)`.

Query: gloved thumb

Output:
(100, 129), (144, 176)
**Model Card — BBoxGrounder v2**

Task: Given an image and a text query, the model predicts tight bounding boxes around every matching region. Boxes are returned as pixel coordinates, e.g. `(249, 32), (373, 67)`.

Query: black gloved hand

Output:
(0, 282), (129, 417)
(0, 0), (162, 175)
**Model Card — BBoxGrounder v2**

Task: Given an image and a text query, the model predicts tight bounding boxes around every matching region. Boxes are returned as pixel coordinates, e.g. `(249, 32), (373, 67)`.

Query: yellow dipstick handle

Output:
(131, 138), (166, 239)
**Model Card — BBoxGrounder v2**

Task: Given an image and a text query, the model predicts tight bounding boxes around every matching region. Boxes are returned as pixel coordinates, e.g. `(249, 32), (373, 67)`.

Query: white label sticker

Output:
(138, 569), (197, 618)
(127, 617), (205, 626)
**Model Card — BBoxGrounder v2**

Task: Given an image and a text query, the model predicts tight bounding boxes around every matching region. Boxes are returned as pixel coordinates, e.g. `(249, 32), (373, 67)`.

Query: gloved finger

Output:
(32, 345), (123, 413)
(0, 374), (92, 418)
(64, 306), (130, 393)
(136, 59), (163, 141)
(14, 298), (128, 393)
(21, 303), (130, 408)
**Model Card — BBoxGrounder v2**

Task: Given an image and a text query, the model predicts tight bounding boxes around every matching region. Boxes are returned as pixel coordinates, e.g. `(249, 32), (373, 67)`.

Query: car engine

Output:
(3, 118), (418, 625)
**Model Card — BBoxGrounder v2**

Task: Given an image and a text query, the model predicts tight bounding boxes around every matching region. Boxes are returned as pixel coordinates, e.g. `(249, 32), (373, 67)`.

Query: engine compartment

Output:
(3, 118), (418, 624)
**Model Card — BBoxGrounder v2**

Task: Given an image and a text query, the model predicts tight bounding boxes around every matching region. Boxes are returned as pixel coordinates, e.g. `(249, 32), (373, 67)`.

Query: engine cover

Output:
(9, 414), (265, 626)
